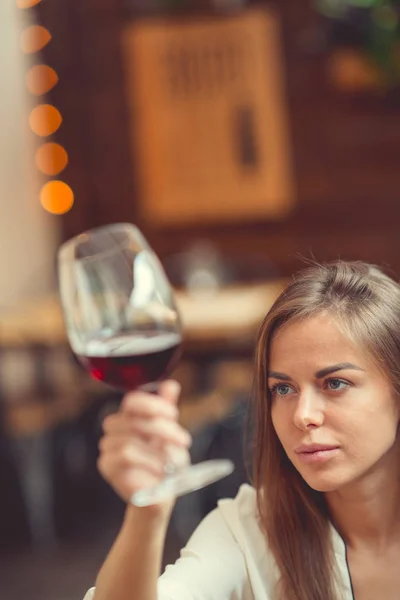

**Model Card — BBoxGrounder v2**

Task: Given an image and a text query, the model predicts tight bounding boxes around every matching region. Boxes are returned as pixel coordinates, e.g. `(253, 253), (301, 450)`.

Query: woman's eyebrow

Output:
(267, 371), (291, 381)
(267, 363), (364, 381)
(315, 363), (364, 379)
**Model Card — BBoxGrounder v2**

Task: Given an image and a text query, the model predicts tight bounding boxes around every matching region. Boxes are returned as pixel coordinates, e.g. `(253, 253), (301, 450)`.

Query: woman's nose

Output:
(293, 390), (324, 431)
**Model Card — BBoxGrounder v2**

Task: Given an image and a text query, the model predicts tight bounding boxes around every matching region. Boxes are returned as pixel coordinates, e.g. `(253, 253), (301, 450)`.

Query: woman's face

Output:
(269, 313), (400, 493)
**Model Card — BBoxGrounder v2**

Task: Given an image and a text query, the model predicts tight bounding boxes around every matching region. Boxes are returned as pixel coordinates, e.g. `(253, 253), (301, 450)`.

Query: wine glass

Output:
(58, 223), (234, 507)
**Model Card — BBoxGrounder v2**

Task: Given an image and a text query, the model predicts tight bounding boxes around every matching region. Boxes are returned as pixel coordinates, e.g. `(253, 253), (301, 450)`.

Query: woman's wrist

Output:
(123, 499), (174, 537)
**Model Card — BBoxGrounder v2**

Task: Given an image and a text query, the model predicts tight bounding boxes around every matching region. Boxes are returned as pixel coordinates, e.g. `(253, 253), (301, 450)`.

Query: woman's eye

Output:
(326, 378), (349, 391)
(270, 383), (293, 396)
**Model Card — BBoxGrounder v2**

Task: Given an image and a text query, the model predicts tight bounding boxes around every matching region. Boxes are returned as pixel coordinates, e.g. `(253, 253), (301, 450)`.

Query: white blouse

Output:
(83, 484), (354, 600)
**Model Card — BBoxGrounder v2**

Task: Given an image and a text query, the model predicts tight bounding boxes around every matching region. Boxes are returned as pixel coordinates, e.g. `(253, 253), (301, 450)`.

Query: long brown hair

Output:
(251, 260), (400, 600)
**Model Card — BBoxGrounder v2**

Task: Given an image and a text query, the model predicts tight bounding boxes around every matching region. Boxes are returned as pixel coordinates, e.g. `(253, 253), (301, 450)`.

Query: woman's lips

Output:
(294, 444), (340, 464)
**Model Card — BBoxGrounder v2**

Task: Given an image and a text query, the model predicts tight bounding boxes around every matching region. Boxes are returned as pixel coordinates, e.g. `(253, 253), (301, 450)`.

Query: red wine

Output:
(77, 331), (182, 391)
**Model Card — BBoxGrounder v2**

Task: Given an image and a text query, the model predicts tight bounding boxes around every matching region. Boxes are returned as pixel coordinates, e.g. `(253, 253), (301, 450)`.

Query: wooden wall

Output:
(35, 0), (400, 276)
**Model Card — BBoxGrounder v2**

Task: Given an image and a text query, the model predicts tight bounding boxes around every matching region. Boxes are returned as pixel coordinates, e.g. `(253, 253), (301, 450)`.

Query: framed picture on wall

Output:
(123, 8), (295, 226)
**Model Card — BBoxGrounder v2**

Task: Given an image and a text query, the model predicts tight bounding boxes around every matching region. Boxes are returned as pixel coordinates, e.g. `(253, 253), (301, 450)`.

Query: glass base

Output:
(130, 459), (234, 507)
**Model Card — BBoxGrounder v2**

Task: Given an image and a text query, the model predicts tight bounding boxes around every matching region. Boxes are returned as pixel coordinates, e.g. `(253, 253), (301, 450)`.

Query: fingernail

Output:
(165, 379), (181, 399)
(168, 405), (179, 417)
(182, 431), (192, 447)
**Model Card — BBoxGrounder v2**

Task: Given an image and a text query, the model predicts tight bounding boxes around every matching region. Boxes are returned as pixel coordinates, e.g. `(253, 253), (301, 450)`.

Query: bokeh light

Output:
(20, 25), (51, 54)
(40, 181), (74, 214)
(26, 65), (59, 96)
(29, 104), (62, 136)
(35, 143), (69, 176)
(16, 0), (42, 8)
(18, 4), (74, 216)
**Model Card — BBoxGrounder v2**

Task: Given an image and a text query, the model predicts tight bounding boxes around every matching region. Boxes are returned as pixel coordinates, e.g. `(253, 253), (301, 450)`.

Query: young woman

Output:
(83, 260), (400, 600)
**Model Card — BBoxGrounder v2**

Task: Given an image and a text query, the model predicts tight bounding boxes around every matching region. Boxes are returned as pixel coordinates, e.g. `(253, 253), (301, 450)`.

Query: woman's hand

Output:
(97, 379), (191, 514)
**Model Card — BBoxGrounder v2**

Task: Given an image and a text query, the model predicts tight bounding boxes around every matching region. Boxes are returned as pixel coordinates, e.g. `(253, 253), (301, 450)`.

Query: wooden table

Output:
(0, 280), (285, 349)
(0, 280), (285, 547)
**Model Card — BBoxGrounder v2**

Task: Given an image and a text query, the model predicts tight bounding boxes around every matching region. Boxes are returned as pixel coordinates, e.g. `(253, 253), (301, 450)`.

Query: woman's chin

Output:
(301, 472), (343, 493)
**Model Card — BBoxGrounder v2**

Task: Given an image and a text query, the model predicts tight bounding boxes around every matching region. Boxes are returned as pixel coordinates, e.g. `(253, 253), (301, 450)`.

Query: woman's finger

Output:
(129, 417), (191, 447)
(158, 379), (181, 405)
(98, 443), (165, 478)
(102, 413), (191, 447)
(121, 392), (179, 420)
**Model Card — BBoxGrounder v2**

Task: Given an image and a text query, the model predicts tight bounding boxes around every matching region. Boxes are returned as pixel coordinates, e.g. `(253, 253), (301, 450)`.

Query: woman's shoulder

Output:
(220, 482), (257, 505)
(159, 484), (278, 599)
(214, 484), (280, 595)
(212, 483), (271, 564)
(217, 483), (258, 523)
(182, 483), (262, 556)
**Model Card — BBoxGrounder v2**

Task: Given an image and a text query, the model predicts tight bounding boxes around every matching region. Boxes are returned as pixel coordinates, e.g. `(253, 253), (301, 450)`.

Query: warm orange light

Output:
(20, 25), (51, 54)
(29, 104), (62, 137)
(35, 143), (68, 176)
(40, 181), (74, 214)
(26, 65), (59, 96)
(17, 0), (41, 8)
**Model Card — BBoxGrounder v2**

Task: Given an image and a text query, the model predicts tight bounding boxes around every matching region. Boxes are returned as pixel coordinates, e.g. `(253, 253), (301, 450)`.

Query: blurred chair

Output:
(0, 342), (112, 549)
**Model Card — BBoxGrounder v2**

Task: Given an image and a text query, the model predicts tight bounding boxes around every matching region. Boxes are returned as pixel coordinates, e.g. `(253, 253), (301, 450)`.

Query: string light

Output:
(26, 64), (59, 96)
(29, 104), (62, 136)
(16, 0), (42, 8)
(40, 181), (74, 214)
(20, 25), (51, 54)
(19, 0), (74, 214)
(35, 143), (68, 176)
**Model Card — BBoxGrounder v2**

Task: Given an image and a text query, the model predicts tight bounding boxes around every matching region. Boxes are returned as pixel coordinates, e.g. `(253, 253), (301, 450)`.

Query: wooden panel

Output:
(122, 8), (295, 226)
(32, 0), (400, 276)
(77, 22), (126, 90)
